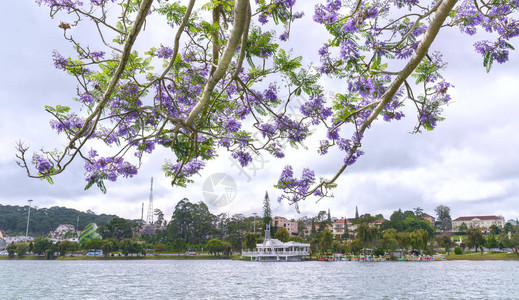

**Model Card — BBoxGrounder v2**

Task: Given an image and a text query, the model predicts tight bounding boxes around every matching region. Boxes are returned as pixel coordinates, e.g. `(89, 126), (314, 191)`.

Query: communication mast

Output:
(141, 203), (144, 224)
(146, 177), (154, 225)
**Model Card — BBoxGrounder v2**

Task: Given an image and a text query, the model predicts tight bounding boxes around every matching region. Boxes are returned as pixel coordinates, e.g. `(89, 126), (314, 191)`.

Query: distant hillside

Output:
(0, 204), (119, 236)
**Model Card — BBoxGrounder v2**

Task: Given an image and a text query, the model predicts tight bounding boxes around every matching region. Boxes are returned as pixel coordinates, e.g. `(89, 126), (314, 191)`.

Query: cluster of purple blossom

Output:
(134, 140), (156, 156)
(268, 141), (285, 158)
(156, 46), (174, 59)
(79, 93), (94, 105)
(342, 6), (379, 34)
(90, 51), (105, 60)
(223, 118), (242, 133)
(300, 94), (333, 125)
(455, 0), (519, 65)
(52, 51), (69, 70)
(84, 149), (138, 183)
(258, 123), (276, 139)
(274, 115), (309, 143)
(163, 159), (205, 178)
(38, 0), (116, 9)
(317, 44), (335, 74)
(52, 51), (90, 74)
(152, 68), (206, 120)
(32, 155), (54, 174)
(474, 40), (511, 64)
(93, 126), (118, 145)
(37, 0), (83, 11)
(90, 0), (116, 5)
(313, 0), (341, 24)
(416, 81), (453, 130)
(248, 85), (278, 105)
(232, 150), (253, 167)
(276, 165), (317, 202)
(382, 99), (405, 122)
(393, 0), (419, 9)
(50, 113), (85, 133)
(339, 39), (359, 60)
(351, 74), (391, 100)
(256, 0), (299, 25)
(119, 83), (141, 103)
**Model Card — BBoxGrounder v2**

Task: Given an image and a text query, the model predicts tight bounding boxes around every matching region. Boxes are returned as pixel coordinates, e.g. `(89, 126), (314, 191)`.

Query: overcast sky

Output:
(1, 1), (518, 223)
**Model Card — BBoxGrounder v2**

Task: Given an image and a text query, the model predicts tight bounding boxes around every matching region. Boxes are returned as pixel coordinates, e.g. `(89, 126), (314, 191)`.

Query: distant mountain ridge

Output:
(0, 204), (119, 236)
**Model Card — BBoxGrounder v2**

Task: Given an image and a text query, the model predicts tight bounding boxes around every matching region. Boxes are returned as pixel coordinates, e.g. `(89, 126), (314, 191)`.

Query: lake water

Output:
(1, 259), (518, 299)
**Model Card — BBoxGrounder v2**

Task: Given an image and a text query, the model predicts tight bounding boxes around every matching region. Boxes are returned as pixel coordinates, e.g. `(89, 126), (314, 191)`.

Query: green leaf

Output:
(483, 51), (493, 73)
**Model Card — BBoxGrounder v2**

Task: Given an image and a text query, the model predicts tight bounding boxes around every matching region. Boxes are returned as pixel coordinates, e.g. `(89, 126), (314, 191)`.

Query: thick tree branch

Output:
(185, 0), (249, 126)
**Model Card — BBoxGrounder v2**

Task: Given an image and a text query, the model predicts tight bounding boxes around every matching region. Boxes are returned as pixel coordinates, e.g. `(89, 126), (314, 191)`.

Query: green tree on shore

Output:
(33, 237), (52, 255)
(244, 232), (258, 250)
(274, 227), (289, 242)
(435, 233), (454, 255)
(98, 217), (135, 241)
(101, 238), (119, 257)
(318, 229), (334, 254)
(57, 240), (78, 257)
(262, 192), (272, 234)
(466, 228), (485, 252)
(206, 238), (224, 256)
(435, 205), (452, 231)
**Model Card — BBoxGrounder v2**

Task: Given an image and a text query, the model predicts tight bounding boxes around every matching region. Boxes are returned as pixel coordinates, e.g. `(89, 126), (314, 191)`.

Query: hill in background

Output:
(0, 204), (119, 236)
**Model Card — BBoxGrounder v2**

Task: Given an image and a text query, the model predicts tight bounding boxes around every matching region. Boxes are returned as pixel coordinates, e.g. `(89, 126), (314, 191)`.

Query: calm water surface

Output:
(1, 259), (518, 299)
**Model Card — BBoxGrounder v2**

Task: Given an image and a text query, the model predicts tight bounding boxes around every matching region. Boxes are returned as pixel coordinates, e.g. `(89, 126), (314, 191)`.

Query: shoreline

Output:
(2, 252), (519, 261)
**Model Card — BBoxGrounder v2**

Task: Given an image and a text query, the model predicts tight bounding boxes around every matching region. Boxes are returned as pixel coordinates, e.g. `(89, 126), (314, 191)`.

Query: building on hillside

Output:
(50, 224), (76, 240)
(272, 216), (299, 236)
(332, 218), (346, 237)
(333, 218), (356, 237)
(4, 236), (33, 244)
(347, 218), (387, 235)
(348, 219), (359, 232)
(323, 224), (333, 232)
(422, 213), (436, 225)
(54, 224), (75, 234)
(0, 230), (6, 239)
(452, 215), (505, 230)
(303, 224), (313, 236)
(371, 219), (388, 227)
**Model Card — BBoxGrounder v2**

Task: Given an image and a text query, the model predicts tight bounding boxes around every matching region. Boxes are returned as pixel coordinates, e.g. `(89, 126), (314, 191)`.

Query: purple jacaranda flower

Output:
(91, 51), (105, 59)
(157, 45), (174, 59)
(224, 119), (242, 133)
(52, 51), (69, 70)
(79, 93), (94, 105)
(300, 94), (333, 125)
(232, 150), (253, 167)
(32, 154), (54, 174)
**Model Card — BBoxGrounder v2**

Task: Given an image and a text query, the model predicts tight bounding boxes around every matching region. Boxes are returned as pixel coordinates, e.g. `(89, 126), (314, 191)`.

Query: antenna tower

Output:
(146, 177), (154, 224)
(141, 203), (144, 223)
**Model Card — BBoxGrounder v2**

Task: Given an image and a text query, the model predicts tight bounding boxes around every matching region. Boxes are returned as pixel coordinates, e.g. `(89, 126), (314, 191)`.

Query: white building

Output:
(452, 215), (505, 230)
(241, 226), (309, 261)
